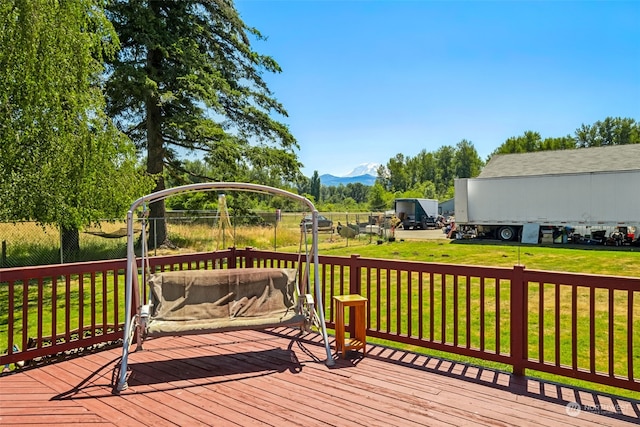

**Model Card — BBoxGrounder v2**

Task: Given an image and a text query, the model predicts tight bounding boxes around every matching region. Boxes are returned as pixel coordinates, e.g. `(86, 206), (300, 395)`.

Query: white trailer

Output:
(454, 170), (640, 242)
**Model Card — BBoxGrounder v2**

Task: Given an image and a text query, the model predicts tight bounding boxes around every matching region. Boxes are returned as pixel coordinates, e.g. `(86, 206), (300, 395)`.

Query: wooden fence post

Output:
(511, 265), (526, 376)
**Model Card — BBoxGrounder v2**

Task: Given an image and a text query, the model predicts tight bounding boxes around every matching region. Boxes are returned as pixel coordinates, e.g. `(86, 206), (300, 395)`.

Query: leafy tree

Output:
(310, 171), (321, 202)
(575, 117), (640, 147)
(491, 131), (543, 156)
(415, 181), (437, 200)
(492, 130), (574, 156)
(323, 184), (348, 204)
(377, 141), (482, 201)
(368, 182), (391, 211)
(341, 197), (359, 212)
(164, 159), (217, 210)
(453, 139), (483, 179)
(0, 0), (153, 259)
(375, 164), (391, 192)
(317, 117), (638, 212)
(407, 150), (437, 187)
(345, 182), (368, 204)
(386, 154), (409, 192)
(105, 0), (299, 246)
(395, 188), (424, 200)
(295, 175), (311, 198)
(539, 135), (575, 151)
(491, 117), (639, 159)
(434, 145), (456, 196)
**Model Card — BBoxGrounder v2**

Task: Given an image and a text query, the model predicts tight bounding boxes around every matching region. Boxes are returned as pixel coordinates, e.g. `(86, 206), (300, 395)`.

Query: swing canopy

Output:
(115, 182), (334, 392)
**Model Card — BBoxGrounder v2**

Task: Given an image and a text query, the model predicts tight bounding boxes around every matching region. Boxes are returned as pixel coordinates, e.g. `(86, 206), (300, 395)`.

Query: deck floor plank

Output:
(1, 329), (637, 427)
(216, 332), (558, 427)
(163, 334), (421, 427)
(128, 350), (350, 426)
(0, 368), (116, 426)
(25, 356), (179, 427)
(90, 338), (333, 427)
(206, 332), (463, 427)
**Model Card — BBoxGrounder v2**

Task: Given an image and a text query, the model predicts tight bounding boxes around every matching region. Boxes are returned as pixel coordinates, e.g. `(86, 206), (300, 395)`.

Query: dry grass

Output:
(0, 222), (60, 245)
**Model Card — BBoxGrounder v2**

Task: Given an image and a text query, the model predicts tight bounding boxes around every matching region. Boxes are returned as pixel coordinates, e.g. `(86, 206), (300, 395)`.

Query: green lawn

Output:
(320, 238), (639, 277)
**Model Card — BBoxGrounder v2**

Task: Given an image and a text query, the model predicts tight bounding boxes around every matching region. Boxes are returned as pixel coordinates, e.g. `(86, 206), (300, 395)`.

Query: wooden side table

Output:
(333, 294), (367, 357)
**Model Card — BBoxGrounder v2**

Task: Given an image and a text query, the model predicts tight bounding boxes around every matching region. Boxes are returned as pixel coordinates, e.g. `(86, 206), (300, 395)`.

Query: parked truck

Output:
(454, 170), (640, 242)
(394, 198), (439, 230)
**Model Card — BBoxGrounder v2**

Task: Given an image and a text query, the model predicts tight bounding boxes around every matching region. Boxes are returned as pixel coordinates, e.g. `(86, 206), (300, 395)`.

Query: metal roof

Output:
(478, 144), (640, 178)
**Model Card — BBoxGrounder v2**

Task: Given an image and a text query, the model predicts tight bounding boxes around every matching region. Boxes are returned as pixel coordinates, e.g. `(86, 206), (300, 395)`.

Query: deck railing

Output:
(1, 248), (638, 392)
(0, 251), (231, 368)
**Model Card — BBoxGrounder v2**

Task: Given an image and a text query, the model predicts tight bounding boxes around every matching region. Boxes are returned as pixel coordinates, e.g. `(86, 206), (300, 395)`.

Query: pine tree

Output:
(105, 0), (299, 246)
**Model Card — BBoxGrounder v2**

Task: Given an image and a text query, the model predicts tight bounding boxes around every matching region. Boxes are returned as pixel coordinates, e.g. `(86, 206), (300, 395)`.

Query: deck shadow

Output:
(126, 347), (302, 385)
(363, 343), (640, 424)
(52, 347), (302, 400)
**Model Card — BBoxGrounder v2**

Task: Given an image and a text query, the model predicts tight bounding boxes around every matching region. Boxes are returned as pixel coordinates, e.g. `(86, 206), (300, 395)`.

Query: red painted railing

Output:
(1, 248), (638, 392)
(0, 251), (232, 367)
(245, 249), (639, 392)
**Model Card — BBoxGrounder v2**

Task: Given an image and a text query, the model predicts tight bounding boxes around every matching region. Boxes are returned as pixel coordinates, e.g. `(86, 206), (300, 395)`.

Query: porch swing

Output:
(115, 183), (335, 392)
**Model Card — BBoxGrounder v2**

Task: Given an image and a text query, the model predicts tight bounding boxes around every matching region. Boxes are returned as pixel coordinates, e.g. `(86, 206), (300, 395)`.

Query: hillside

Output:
(319, 174), (376, 186)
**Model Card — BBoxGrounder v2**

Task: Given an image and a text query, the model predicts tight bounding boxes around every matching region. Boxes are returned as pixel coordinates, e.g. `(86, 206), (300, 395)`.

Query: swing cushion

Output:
(145, 268), (305, 336)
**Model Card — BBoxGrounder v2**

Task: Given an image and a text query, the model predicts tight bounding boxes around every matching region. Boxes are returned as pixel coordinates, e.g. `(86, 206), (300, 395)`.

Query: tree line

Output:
(299, 117), (639, 213)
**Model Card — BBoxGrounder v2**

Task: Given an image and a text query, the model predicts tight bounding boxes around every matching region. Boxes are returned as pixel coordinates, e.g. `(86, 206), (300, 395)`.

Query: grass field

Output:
(1, 221), (638, 398)
(318, 238), (639, 277)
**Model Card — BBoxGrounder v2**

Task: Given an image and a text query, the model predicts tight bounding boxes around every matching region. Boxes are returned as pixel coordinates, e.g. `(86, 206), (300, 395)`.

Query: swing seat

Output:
(115, 183), (336, 393)
(142, 268), (306, 337)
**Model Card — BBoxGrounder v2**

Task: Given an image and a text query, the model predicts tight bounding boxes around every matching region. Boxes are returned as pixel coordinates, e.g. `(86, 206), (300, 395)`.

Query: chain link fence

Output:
(1, 211), (390, 268)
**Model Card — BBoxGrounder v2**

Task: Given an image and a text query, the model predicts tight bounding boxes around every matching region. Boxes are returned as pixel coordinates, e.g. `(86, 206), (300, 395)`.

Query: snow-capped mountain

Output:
(319, 162), (380, 186)
(344, 162), (381, 177)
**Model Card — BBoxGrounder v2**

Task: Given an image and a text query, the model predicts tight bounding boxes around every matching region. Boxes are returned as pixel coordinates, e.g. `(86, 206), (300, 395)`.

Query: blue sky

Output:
(235, 0), (640, 177)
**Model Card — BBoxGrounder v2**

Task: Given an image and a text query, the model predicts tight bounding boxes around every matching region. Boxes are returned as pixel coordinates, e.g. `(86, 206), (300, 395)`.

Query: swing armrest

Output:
(303, 294), (316, 330)
(304, 293), (315, 306)
(140, 304), (152, 318)
(139, 304), (152, 329)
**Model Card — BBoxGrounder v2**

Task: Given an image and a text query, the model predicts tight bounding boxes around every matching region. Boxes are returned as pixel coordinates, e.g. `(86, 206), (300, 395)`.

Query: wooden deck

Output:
(1, 329), (638, 426)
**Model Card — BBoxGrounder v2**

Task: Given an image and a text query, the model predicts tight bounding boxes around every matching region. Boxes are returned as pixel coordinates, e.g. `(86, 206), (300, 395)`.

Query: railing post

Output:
(348, 254), (362, 336)
(349, 254), (361, 295)
(228, 247), (237, 269)
(244, 247), (254, 268)
(511, 265), (526, 376)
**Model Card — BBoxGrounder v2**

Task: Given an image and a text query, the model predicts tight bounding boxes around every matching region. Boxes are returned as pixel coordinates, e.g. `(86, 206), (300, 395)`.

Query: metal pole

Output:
(59, 226), (63, 264)
(116, 209), (136, 391)
(313, 210), (335, 366)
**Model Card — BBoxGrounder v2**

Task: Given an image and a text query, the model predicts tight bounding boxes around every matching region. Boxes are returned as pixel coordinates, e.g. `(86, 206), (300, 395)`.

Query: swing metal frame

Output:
(115, 182), (335, 392)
